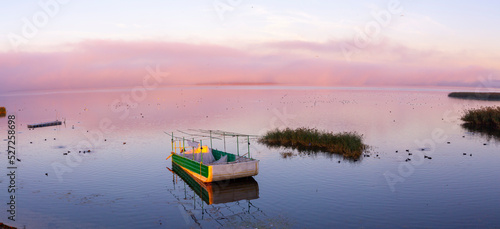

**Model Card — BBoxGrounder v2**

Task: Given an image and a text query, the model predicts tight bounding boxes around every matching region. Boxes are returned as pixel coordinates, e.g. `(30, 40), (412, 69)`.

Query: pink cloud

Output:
(0, 39), (498, 93)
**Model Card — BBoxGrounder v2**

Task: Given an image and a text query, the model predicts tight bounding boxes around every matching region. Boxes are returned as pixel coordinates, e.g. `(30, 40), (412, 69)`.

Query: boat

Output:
(166, 130), (259, 183)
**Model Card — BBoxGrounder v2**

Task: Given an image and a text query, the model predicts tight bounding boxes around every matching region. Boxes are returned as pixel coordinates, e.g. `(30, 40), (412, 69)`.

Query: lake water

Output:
(0, 86), (499, 228)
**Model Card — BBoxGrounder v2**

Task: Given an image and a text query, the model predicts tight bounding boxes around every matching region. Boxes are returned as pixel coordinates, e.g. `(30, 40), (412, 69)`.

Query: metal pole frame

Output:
(210, 130), (213, 149)
(171, 132), (174, 153)
(223, 132), (226, 152)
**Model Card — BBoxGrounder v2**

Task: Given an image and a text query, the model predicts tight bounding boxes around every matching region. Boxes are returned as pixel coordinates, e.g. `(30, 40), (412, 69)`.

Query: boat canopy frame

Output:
(166, 129), (259, 159)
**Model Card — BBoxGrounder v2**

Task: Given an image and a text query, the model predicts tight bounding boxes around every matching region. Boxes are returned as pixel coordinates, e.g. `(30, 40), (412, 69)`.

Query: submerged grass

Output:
(461, 106), (500, 131)
(259, 128), (366, 159)
(448, 92), (500, 101)
(280, 152), (296, 159)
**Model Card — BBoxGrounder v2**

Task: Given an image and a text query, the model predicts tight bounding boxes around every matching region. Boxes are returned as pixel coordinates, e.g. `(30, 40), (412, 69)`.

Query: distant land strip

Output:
(448, 92), (500, 101)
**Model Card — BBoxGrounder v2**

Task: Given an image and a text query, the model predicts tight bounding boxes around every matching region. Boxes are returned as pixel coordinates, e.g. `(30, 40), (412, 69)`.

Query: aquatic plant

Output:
(259, 128), (366, 159)
(448, 92), (500, 101)
(461, 106), (500, 131)
(280, 152), (296, 159)
(461, 107), (500, 142)
(0, 222), (17, 229)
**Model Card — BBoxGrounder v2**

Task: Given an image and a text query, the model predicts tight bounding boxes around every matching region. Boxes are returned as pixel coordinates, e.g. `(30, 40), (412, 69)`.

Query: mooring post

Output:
(247, 135), (250, 158)
(171, 132), (174, 153)
(237, 135), (239, 156)
(200, 140), (203, 165)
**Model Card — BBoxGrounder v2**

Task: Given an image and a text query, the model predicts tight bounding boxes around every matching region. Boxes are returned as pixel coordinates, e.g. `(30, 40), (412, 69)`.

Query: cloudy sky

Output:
(1, 0), (499, 92)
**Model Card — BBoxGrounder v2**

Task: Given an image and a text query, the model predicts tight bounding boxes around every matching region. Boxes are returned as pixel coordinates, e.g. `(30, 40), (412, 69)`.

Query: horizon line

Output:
(1, 84), (499, 97)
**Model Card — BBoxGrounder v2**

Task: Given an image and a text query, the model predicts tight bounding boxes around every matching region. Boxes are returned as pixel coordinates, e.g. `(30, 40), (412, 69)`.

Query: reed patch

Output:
(259, 128), (367, 159)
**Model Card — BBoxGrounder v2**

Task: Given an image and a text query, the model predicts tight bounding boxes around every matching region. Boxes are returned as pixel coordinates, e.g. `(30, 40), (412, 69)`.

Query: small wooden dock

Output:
(28, 120), (63, 129)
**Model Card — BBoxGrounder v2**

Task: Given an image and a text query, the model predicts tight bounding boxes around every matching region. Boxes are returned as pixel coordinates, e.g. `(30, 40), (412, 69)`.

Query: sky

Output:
(0, 0), (499, 92)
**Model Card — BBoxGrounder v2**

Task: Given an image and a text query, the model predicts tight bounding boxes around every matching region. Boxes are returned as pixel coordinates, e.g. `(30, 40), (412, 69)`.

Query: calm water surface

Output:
(0, 87), (499, 228)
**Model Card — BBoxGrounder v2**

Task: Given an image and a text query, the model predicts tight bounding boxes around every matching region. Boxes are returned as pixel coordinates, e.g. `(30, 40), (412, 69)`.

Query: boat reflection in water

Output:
(168, 163), (263, 227)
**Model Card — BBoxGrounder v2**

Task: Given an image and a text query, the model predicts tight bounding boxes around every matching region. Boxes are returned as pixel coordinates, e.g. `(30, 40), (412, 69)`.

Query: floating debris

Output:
(28, 120), (62, 129)
(0, 107), (6, 117)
